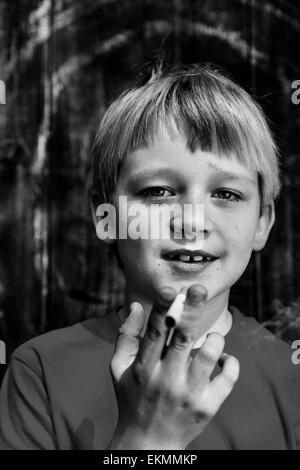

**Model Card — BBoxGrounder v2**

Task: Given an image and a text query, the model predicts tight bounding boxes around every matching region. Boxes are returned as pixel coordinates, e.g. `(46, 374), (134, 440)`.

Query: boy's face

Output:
(111, 127), (274, 314)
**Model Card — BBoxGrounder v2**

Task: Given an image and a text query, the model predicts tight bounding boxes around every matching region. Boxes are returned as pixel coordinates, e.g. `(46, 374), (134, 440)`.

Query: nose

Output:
(170, 199), (214, 241)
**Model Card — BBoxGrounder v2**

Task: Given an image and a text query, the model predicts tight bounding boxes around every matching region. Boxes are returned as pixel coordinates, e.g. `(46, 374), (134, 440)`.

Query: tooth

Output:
(179, 255), (190, 262)
(192, 256), (203, 262)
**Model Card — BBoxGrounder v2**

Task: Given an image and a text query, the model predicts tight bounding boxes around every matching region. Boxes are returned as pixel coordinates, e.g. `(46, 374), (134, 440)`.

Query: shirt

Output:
(0, 306), (299, 450)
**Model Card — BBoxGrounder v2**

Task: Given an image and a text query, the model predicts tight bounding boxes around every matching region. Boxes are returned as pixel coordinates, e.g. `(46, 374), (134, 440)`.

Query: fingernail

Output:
(159, 286), (177, 305)
(186, 285), (207, 304)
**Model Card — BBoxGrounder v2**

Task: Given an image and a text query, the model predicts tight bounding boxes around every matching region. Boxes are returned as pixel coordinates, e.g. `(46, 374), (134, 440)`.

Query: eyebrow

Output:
(207, 163), (257, 186)
(127, 168), (180, 185)
(127, 165), (257, 187)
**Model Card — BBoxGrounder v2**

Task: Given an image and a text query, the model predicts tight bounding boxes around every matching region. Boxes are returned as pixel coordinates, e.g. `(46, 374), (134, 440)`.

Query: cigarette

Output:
(165, 292), (186, 328)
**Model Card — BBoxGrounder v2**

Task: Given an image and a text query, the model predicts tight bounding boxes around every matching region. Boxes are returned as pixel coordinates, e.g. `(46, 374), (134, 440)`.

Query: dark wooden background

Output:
(0, 0), (300, 378)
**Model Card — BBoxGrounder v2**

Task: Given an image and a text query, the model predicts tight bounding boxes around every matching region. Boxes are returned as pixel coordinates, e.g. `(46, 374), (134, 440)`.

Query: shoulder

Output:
(10, 309), (122, 377)
(229, 306), (299, 386)
(230, 306), (292, 352)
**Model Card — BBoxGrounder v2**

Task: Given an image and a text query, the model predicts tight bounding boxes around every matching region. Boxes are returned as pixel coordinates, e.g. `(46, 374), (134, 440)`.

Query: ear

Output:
(90, 199), (116, 245)
(253, 201), (275, 251)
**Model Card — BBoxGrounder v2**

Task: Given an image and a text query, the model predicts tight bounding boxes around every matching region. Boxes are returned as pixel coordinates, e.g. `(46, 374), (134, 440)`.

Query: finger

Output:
(111, 302), (144, 381)
(134, 286), (177, 372)
(204, 354), (240, 414)
(187, 333), (225, 390)
(182, 285), (213, 339)
(118, 302), (145, 337)
(162, 284), (207, 375)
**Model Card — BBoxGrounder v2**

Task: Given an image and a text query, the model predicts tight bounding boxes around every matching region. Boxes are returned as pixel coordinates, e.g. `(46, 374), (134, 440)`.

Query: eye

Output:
(140, 187), (175, 199)
(212, 189), (242, 202)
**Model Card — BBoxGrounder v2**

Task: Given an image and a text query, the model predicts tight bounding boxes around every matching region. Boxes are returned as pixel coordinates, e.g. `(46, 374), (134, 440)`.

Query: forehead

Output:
(118, 128), (258, 187)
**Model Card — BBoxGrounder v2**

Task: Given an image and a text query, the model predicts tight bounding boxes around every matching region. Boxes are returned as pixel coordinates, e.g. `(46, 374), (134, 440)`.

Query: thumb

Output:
(111, 302), (145, 381)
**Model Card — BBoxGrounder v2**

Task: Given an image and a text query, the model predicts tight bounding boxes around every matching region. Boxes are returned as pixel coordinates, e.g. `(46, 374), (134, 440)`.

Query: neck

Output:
(192, 304), (232, 348)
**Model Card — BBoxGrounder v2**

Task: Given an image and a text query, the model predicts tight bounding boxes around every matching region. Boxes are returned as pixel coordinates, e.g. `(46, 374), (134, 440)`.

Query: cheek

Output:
(117, 238), (160, 267)
(225, 220), (258, 256)
(229, 210), (259, 237)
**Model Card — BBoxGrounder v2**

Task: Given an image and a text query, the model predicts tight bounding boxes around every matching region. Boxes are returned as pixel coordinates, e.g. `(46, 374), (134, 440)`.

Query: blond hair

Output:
(88, 64), (281, 207)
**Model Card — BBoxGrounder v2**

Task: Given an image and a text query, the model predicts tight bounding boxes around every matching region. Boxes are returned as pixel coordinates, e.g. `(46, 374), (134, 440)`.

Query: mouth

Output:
(162, 249), (219, 264)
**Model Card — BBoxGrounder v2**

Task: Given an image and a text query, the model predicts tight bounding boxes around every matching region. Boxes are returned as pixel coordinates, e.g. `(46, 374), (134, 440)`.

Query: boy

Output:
(0, 64), (300, 450)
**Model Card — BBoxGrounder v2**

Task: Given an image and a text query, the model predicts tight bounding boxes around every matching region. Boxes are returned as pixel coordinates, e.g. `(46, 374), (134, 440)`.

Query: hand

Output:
(109, 285), (239, 450)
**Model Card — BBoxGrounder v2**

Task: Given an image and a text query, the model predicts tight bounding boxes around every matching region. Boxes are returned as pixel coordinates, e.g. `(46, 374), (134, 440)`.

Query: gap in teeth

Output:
(167, 254), (213, 262)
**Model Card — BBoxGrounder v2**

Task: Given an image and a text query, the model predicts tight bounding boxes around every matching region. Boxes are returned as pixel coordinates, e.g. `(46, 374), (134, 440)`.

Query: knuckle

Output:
(118, 322), (127, 335)
(132, 361), (149, 385)
(170, 329), (193, 350)
(200, 344), (221, 364)
(146, 321), (163, 341)
(160, 385), (178, 404)
(193, 399), (213, 422)
(199, 393), (219, 419)
(201, 402), (217, 420)
(206, 333), (225, 351)
(180, 389), (192, 407)
(194, 409), (209, 423)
